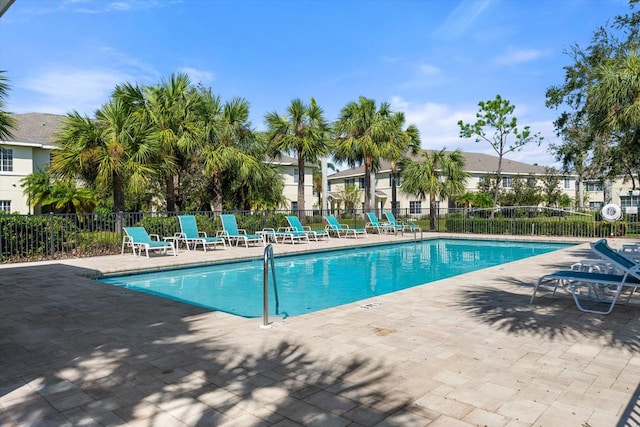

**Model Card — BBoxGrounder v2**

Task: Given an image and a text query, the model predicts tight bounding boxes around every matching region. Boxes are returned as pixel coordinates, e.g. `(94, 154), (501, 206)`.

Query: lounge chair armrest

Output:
(303, 226), (312, 231)
(277, 227), (291, 232)
(341, 223), (350, 228)
(198, 231), (208, 237)
(238, 229), (248, 235)
(149, 233), (161, 241)
(216, 230), (228, 237)
(262, 228), (276, 233)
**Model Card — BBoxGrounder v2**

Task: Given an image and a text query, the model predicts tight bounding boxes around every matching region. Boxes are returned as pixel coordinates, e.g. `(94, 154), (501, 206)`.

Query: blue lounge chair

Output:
(365, 212), (394, 234)
(531, 239), (640, 314)
(323, 215), (367, 239)
(178, 215), (226, 251)
(384, 211), (420, 232)
(122, 226), (177, 258)
(219, 214), (265, 247)
(286, 215), (329, 241)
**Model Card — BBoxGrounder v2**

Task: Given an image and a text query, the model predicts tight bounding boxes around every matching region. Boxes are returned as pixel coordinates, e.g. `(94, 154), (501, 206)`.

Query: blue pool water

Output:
(98, 239), (573, 317)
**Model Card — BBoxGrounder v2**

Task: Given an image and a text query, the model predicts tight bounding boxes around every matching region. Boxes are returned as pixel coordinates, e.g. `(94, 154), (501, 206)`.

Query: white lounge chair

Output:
(531, 239), (640, 314)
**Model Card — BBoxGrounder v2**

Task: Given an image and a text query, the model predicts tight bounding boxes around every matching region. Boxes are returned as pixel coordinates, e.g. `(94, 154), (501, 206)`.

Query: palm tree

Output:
(384, 114), (420, 216)
(51, 100), (158, 214)
(265, 98), (330, 223)
(198, 92), (263, 211)
(20, 170), (52, 214)
(401, 148), (469, 231)
(113, 73), (202, 212)
(0, 70), (16, 141)
(46, 181), (97, 213)
(334, 96), (403, 212)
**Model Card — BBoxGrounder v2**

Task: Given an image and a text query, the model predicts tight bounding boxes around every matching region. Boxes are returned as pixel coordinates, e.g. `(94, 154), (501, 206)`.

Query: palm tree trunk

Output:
(212, 171), (223, 212)
(297, 154), (306, 225)
(166, 175), (176, 213)
(391, 169), (398, 216)
(429, 192), (437, 231)
(364, 156), (372, 212)
(113, 172), (125, 213)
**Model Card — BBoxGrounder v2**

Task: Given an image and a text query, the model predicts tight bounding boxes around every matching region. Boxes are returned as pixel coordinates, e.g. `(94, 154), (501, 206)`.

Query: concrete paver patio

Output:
(1, 233), (639, 426)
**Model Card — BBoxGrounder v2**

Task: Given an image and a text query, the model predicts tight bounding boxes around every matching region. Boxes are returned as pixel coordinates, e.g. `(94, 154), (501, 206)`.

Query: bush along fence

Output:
(0, 207), (635, 263)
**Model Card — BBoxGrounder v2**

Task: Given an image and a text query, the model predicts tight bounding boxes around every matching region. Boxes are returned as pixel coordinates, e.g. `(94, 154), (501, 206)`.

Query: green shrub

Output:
(0, 214), (80, 261)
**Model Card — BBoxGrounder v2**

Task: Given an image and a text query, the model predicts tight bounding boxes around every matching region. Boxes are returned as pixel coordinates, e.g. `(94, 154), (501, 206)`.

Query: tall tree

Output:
(385, 115), (420, 216)
(265, 98), (330, 223)
(198, 92), (264, 211)
(51, 100), (158, 213)
(124, 72), (202, 212)
(458, 95), (542, 214)
(0, 70), (15, 141)
(546, 1), (640, 187)
(401, 149), (469, 231)
(334, 96), (404, 212)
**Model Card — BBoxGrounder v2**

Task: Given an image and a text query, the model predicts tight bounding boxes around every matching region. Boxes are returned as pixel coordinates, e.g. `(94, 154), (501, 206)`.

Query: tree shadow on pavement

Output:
(1, 264), (418, 426)
(455, 277), (640, 351)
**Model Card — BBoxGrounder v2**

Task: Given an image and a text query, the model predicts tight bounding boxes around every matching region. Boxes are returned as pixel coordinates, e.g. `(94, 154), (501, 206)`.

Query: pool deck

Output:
(1, 233), (639, 426)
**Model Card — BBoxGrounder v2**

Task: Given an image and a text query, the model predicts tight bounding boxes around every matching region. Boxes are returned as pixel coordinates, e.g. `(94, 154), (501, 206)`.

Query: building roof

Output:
(2, 113), (65, 145)
(328, 150), (550, 179)
(266, 155), (316, 168)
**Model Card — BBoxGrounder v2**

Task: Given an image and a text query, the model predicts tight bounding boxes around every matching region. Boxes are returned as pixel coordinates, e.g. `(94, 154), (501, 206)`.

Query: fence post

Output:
(49, 212), (55, 259)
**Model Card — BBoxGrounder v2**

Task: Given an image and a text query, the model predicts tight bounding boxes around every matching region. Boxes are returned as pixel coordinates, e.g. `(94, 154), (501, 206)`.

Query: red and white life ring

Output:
(601, 203), (622, 222)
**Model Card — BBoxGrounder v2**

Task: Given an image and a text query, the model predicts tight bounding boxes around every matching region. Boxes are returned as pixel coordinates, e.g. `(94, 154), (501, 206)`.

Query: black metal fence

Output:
(0, 207), (636, 263)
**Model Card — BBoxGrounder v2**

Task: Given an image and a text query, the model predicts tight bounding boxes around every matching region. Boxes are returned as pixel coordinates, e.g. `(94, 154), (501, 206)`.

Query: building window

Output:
(358, 177), (365, 189)
(345, 178), (355, 187)
(585, 182), (603, 192)
(409, 201), (422, 214)
(327, 181), (331, 191)
(564, 177), (571, 189)
(502, 176), (512, 188)
(291, 201), (298, 211)
(0, 148), (13, 172)
(588, 201), (603, 210)
(293, 168), (298, 184)
(620, 195), (640, 209)
(0, 200), (10, 213)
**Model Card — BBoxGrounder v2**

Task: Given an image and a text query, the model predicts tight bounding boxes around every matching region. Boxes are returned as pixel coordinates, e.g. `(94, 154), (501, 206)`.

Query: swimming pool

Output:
(99, 239), (573, 317)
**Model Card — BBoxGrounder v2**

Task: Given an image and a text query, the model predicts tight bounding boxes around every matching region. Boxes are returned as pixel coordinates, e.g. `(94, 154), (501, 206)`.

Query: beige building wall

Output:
(266, 158), (315, 211)
(0, 142), (54, 214)
(328, 165), (580, 217)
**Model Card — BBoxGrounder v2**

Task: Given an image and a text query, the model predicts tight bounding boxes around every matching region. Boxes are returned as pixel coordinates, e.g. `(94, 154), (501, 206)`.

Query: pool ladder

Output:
(261, 244), (279, 328)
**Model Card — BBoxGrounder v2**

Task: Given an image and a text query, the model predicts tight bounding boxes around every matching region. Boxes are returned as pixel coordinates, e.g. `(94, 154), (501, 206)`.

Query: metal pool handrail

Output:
(262, 244), (279, 328)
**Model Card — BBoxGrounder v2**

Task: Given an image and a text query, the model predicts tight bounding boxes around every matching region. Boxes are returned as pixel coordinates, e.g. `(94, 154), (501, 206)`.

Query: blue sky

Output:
(0, 0), (632, 166)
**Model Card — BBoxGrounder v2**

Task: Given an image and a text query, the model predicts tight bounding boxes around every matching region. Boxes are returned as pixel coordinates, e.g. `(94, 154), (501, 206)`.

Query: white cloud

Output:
(494, 48), (549, 66)
(178, 67), (214, 85)
(390, 96), (560, 167)
(18, 67), (135, 115)
(437, 0), (492, 38)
